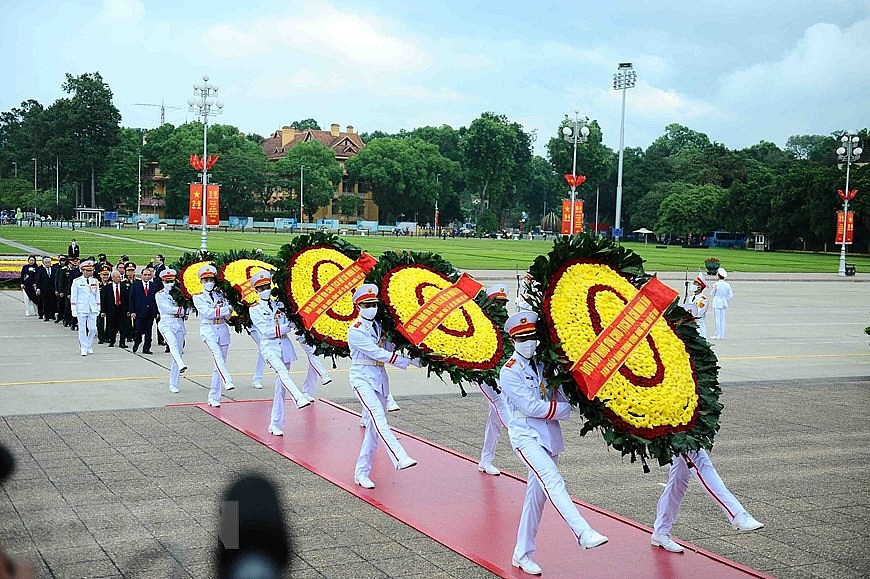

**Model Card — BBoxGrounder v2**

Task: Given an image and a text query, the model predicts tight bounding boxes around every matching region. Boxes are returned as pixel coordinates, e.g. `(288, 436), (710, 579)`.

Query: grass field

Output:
(0, 225), (867, 273)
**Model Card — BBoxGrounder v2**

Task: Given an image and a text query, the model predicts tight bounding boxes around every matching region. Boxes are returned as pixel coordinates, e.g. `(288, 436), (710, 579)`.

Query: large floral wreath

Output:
(368, 250), (506, 392)
(211, 249), (277, 332)
(275, 232), (371, 359)
(171, 251), (215, 314)
(529, 234), (722, 465)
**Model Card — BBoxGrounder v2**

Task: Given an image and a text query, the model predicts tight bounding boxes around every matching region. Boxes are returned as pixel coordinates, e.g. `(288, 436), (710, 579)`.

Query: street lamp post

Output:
(836, 134), (862, 276)
(32, 158), (37, 191)
(12, 162), (17, 178)
(434, 173), (441, 231)
(561, 111), (590, 234)
(612, 62), (637, 242)
(187, 75), (222, 253)
(300, 164), (304, 226)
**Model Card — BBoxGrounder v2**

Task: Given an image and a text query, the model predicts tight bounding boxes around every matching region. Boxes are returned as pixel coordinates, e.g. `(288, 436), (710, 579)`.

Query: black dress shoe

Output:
(142, 349), (153, 355)
(119, 344), (128, 349)
(164, 346), (170, 353)
(132, 343), (139, 353)
(108, 343), (115, 347)
(54, 318), (61, 324)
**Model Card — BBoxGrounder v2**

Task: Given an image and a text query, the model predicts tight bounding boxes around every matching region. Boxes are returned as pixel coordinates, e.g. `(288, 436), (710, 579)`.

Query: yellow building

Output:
(260, 123), (378, 223)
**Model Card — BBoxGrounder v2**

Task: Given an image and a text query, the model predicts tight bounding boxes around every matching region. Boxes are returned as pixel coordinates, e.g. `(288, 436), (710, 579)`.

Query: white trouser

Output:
(696, 318), (707, 339)
(158, 321), (185, 387)
(259, 341), (306, 429)
(204, 339), (231, 402)
(653, 449), (746, 536)
(77, 312), (98, 352)
(24, 290), (37, 316)
(253, 352), (266, 384)
(713, 308), (727, 339)
(353, 382), (411, 478)
(478, 382), (510, 465)
(300, 341), (328, 397)
(513, 443), (592, 561)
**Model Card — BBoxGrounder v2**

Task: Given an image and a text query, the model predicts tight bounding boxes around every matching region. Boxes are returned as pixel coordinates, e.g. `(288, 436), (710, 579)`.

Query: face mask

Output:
(514, 339), (538, 359)
(258, 289), (272, 301)
(360, 306), (378, 320)
(163, 282), (174, 291)
(202, 281), (215, 291)
(692, 284), (701, 292)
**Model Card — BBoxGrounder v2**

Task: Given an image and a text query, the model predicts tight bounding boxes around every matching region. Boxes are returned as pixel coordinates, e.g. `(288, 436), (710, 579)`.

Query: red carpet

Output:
(193, 398), (768, 578)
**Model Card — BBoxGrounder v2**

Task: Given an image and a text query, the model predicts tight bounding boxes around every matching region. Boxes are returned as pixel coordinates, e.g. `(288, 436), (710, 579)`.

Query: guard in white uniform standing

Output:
(500, 311), (607, 576)
(248, 270), (311, 436)
(155, 268), (188, 393)
(651, 449), (765, 553)
(516, 272), (534, 313)
(680, 274), (709, 339)
(192, 265), (236, 407)
(348, 284), (421, 489)
(476, 284), (512, 476)
(70, 260), (100, 356)
(710, 267), (733, 340)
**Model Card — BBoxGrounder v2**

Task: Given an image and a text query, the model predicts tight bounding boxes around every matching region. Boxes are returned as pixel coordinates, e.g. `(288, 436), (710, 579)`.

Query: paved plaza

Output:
(0, 272), (868, 578)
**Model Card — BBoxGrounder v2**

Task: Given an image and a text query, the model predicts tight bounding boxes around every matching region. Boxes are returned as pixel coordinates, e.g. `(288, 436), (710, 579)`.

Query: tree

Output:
(720, 159), (777, 232)
(656, 182), (727, 235)
(291, 118), (321, 131)
(630, 184), (670, 230)
(337, 194), (363, 221)
(785, 134), (830, 161)
(273, 141), (343, 221)
(546, 116), (614, 198)
(0, 177), (33, 210)
(208, 125), (268, 216)
(99, 127), (143, 211)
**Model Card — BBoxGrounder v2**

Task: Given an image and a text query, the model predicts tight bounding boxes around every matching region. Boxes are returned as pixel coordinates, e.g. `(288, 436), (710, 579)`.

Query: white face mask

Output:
(514, 339), (538, 359)
(202, 281), (215, 291)
(163, 282), (174, 291)
(258, 289), (272, 301)
(360, 306), (378, 320)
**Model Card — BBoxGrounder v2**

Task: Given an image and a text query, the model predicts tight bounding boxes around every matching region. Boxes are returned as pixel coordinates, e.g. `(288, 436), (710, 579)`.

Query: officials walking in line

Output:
(192, 265), (236, 407)
(20, 255), (38, 316)
(100, 270), (127, 347)
(36, 256), (58, 322)
(500, 311), (607, 576)
(70, 260), (101, 356)
(155, 268), (188, 393)
(129, 266), (158, 354)
(247, 270), (311, 435)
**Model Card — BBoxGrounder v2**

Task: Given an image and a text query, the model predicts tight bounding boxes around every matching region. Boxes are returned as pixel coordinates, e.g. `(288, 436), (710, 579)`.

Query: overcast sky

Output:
(2, 0), (868, 156)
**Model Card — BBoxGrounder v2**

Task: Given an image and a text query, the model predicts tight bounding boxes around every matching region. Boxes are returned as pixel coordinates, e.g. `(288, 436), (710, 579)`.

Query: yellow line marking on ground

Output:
(0, 368), (348, 387)
(719, 353), (869, 361)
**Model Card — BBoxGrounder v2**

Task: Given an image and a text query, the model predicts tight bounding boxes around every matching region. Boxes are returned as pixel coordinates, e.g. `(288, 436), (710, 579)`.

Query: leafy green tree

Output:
(273, 141), (343, 221)
(785, 134), (830, 161)
(769, 162), (840, 247)
(291, 118), (321, 131)
(337, 194), (363, 221)
(656, 182), (727, 235)
(0, 177), (33, 210)
(720, 160), (777, 232)
(99, 127), (143, 210)
(547, 117), (614, 197)
(0, 99), (46, 176)
(630, 184), (670, 230)
(208, 125), (267, 216)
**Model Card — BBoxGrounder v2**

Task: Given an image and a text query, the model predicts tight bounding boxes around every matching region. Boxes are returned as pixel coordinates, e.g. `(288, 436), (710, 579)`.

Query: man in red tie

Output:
(129, 266), (158, 354)
(100, 270), (127, 347)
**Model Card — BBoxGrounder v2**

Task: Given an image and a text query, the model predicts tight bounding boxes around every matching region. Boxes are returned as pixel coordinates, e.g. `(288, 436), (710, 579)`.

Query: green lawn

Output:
(0, 225), (867, 272)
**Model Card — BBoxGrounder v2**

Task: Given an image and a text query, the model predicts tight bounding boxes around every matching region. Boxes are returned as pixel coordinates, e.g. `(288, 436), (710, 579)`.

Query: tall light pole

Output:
(835, 134), (862, 276)
(55, 157), (59, 207)
(299, 164), (305, 226)
(32, 158), (37, 191)
(612, 62), (636, 242)
(12, 162), (17, 178)
(561, 111), (590, 234)
(434, 173), (441, 231)
(187, 74), (222, 253)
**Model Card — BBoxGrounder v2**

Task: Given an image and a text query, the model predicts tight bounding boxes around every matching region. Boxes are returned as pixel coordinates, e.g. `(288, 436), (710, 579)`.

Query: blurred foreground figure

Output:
(217, 475), (290, 579)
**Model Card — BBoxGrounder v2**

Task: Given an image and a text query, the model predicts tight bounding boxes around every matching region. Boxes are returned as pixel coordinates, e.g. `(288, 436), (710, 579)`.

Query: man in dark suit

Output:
(67, 239), (80, 259)
(101, 270), (127, 347)
(65, 257), (82, 329)
(35, 257), (58, 322)
(54, 256), (69, 324)
(153, 255), (167, 348)
(129, 266), (158, 354)
(119, 263), (136, 348)
(96, 264), (112, 343)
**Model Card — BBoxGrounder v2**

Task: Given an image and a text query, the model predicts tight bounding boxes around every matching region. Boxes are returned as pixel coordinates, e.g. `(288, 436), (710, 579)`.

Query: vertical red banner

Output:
(189, 184), (203, 225)
(835, 211), (854, 244)
(560, 200), (584, 234)
(206, 185), (220, 226)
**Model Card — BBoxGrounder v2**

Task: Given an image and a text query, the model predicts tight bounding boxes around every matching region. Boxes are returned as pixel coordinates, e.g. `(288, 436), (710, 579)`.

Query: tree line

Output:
(0, 72), (866, 251)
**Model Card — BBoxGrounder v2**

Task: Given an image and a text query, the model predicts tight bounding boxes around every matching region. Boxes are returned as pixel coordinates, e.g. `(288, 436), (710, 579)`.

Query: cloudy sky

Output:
(2, 0), (868, 156)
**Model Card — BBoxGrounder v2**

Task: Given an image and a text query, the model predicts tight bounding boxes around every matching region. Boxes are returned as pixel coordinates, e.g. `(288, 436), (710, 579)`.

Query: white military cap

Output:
(198, 264), (217, 279)
(159, 268), (177, 280)
(353, 283), (379, 304)
(505, 311), (538, 337)
(249, 269), (272, 288)
(693, 275), (707, 289)
(80, 260), (95, 270)
(717, 267), (728, 279)
(485, 284), (509, 300)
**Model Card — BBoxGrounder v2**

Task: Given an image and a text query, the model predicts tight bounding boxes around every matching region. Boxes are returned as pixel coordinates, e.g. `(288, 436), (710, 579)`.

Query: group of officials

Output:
(19, 246), (758, 575)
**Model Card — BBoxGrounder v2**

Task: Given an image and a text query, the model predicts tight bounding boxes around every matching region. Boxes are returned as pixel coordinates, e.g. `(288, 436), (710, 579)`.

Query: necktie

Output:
(144, 282), (149, 296)
(115, 284), (120, 306)
(209, 291), (214, 301)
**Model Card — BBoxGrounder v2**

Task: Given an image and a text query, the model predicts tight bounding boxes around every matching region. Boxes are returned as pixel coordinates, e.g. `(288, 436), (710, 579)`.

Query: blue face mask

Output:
(514, 339), (538, 359)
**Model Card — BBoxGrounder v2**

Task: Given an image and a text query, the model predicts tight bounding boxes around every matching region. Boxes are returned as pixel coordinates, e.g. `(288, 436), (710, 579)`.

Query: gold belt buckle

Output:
(376, 361), (385, 367)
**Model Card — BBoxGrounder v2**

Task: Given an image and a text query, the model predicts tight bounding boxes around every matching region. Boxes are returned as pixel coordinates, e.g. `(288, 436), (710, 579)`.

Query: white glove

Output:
(409, 358), (424, 368)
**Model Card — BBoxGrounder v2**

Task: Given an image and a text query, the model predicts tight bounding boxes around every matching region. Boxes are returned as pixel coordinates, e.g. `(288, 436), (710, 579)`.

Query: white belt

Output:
(356, 360), (385, 367)
(210, 319), (225, 325)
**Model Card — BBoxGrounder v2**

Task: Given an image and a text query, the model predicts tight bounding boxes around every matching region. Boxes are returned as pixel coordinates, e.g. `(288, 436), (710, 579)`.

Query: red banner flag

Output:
(571, 277), (678, 399)
(399, 273), (483, 347)
(836, 211), (854, 244)
(206, 185), (220, 226)
(189, 184), (203, 225)
(297, 252), (379, 329)
(560, 200), (584, 235)
(564, 174), (587, 189)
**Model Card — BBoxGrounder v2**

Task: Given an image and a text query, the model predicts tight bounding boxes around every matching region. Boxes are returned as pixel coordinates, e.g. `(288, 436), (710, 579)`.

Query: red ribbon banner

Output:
(571, 276), (678, 399)
(298, 252), (379, 329)
(399, 273), (483, 347)
(188, 184), (203, 225)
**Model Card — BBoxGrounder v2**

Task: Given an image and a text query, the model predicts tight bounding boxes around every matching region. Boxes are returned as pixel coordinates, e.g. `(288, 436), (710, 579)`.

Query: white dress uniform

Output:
(70, 265), (100, 356)
(155, 271), (187, 393)
(348, 284), (420, 488)
(680, 277), (709, 339)
(192, 281), (235, 406)
(295, 330), (332, 398)
(710, 268), (733, 339)
(477, 284), (512, 476)
(249, 296), (310, 434)
(499, 312), (606, 574)
(246, 324), (266, 389)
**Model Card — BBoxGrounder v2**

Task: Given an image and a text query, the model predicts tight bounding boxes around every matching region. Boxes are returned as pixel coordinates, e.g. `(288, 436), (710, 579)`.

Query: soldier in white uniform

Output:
(516, 272), (534, 312)
(155, 268), (188, 393)
(295, 330), (333, 400)
(476, 284), (512, 476)
(248, 270), (311, 436)
(192, 265), (236, 407)
(710, 267), (733, 340)
(348, 284), (422, 489)
(651, 450), (765, 553)
(70, 260), (101, 356)
(680, 274), (709, 339)
(500, 311), (607, 576)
